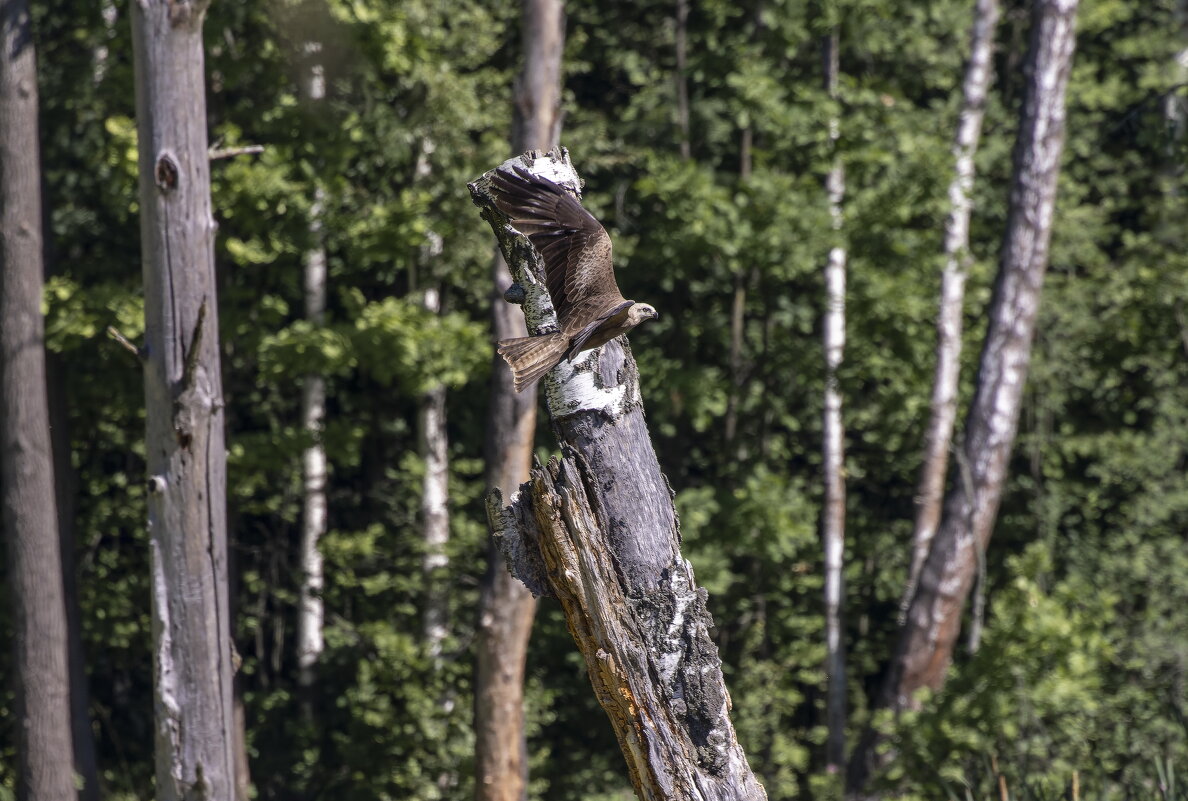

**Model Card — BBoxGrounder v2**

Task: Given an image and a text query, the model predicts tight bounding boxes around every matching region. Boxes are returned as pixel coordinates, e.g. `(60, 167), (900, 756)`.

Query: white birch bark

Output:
(902, 0), (1002, 618)
(296, 40), (328, 697)
(821, 29), (848, 777)
(420, 284), (451, 662)
(849, 10), (1080, 794)
(891, 0), (1080, 713)
(130, 1), (235, 796)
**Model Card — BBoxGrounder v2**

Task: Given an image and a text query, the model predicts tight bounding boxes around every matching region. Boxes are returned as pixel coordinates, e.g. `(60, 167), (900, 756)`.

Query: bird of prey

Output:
(490, 165), (658, 392)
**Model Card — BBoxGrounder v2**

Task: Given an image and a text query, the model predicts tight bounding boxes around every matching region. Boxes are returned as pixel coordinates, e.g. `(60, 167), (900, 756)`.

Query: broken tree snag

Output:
(471, 151), (767, 801)
(131, 0), (235, 799)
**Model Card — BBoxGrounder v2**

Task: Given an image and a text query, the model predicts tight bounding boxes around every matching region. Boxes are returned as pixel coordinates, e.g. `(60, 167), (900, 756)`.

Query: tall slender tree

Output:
(420, 280), (450, 663)
(297, 38), (328, 706)
(130, 1), (236, 797)
(474, 2), (564, 799)
(902, 0), (1002, 620)
(849, 0), (1080, 792)
(2, 1), (77, 797)
(821, 26), (848, 778)
(674, 0), (691, 161)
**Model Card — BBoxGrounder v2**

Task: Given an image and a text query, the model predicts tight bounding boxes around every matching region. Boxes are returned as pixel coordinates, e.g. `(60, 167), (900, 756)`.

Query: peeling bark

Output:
(131, 1), (236, 798)
(903, 0), (1001, 622)
(821, 28), (848, 778)
(848, 1), (1079, 794)
(472, 151), (767, 801)
(2, 2), (77, 797)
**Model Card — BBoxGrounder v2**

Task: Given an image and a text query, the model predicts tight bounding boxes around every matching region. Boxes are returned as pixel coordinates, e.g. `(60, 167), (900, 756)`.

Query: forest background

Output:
(1, 0), (1186, 799)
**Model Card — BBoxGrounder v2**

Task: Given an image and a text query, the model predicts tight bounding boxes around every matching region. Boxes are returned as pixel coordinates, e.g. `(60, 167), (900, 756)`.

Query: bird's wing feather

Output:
(490, 165), (624, 328)
(567, 299), (634, 356)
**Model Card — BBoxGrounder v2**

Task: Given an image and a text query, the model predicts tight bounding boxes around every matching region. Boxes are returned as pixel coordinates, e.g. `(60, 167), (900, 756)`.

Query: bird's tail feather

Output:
(498, 333), (568, 393)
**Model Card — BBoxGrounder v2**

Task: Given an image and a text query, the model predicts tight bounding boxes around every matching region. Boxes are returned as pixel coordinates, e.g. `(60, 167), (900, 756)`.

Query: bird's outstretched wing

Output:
(490, 165), (626, 335)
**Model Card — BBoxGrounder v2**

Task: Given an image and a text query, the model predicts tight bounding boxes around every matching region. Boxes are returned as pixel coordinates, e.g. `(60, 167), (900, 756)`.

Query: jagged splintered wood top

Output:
(472, 150), (767, 801)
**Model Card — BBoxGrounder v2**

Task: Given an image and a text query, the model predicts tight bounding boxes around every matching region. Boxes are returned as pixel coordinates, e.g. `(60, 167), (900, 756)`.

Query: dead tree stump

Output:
(471, 149), (767, 801)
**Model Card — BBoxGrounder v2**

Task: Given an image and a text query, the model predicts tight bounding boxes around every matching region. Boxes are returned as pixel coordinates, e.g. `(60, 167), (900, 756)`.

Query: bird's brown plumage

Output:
(490, 165), (657, 392)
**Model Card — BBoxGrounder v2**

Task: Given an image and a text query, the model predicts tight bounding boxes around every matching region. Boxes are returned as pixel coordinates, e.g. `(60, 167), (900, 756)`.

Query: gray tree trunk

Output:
(130, 1), (236, 798)
(1, 2), (78, 796)
(848, 1), (1079, 794)
(474, 151), (767, 801)
(821, 28), (848, 778)
(902, 0), (1001, 621)
(474, 2), (564, 799)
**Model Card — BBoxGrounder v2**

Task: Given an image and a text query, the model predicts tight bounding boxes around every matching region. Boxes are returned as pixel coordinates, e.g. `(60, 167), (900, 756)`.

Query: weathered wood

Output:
(130, 1), (236, 798)
(473, 151), (767, 801)
(1, 2), (77, 797)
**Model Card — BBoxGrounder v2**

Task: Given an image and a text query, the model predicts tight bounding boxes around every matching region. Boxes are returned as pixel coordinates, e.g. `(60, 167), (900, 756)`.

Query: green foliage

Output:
(5, 0), (1185, 798)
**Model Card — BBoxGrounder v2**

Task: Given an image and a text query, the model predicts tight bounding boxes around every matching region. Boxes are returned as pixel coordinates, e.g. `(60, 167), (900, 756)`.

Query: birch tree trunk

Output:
(849, 1), (1079, 793)
(474, 2), (564, 799)
(1, 2), (77, 796)
(297, 40), (328, 704)
(474, 150), (767, 801)
(420, 285), (450, 662)
(902, 0), (1001, 620)
(130, 1), (236, 798)
(821, 28), (848, 778)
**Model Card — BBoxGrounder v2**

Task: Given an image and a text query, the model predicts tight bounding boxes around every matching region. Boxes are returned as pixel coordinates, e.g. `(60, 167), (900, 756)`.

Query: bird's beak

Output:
(651, 309), (660, 321)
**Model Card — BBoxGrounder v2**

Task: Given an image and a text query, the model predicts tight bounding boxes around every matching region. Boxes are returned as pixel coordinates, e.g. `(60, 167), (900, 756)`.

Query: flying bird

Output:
(490, 165), (658, 392)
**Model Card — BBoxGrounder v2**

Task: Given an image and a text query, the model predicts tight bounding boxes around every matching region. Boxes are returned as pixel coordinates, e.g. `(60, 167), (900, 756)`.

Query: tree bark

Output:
(902, 0), (1001, 622)
(420, 287), (450, 662)
(130, 1), (236, 798)
(675, 0), (691, 159)
(475, 2), (564, 799)
(821, 28), (848, 778)
(47, 355), (100, 801)
(297, 39), (327, 705)
(473, 151), (767, 801)
(848, 1), (1079, 793)
(1, 2), (77, 796)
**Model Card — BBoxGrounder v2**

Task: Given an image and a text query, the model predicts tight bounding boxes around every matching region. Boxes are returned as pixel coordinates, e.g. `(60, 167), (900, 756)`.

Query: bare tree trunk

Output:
(475, 151), (767, 801)
(675, 0), (691, 159)
(848, 1), (1079, 793)
(1, 3), (77, 796)
(420, 287), (450, 661)
(474, 3), (564, 800)
(296, 40), (327, 707)
(821, 28), (848, 778)
(902, 0), (1001, 621)
(47, 358), (100, 801)
(130, 1), (236, 798)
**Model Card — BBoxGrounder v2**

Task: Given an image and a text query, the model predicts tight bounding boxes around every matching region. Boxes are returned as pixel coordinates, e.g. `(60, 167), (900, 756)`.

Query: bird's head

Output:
(627, 303), (660, 327)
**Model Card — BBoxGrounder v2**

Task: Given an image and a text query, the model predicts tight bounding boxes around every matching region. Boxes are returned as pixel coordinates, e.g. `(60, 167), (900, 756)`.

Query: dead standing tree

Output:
(130, 0), (235, 797)
(472, 150), (767, 801)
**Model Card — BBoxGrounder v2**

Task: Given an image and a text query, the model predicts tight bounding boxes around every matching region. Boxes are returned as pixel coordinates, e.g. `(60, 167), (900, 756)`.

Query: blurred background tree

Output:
(0, 0), (1185, 799)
